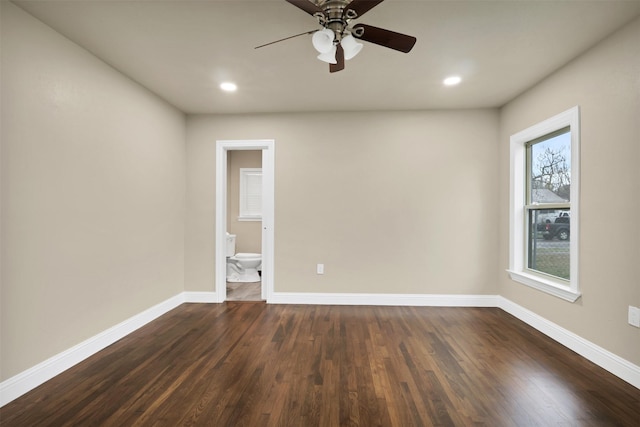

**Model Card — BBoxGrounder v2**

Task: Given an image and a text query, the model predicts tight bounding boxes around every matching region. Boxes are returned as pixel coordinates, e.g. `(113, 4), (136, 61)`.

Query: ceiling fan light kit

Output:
(258, 0), (417, 73)
(312, 28), (362, 63)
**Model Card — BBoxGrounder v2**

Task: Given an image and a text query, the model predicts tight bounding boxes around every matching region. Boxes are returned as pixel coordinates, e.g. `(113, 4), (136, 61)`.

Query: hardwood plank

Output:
(1, 305), (639, 426)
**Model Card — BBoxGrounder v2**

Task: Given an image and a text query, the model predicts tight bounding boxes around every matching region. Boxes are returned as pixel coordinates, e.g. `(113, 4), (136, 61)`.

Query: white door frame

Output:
(215, 139), (275, 302)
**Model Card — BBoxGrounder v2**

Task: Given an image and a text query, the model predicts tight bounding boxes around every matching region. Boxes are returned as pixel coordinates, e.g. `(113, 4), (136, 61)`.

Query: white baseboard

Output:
(269, 292), (499, 307)
(2, 292), (637, 408)
(498, 296), (640, 389)
(0, 293), (185, 407)
(183, 291), (218, 303)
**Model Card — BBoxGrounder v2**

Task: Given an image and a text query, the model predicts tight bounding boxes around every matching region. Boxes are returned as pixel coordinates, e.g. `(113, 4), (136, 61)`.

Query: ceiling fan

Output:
(256, 0), (417, 73)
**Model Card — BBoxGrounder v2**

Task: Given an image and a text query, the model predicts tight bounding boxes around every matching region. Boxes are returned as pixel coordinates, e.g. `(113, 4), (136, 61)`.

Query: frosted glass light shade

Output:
(341, 34), (363, 60)
(317, 45), (337, 64)
(312, 28), (335, 53)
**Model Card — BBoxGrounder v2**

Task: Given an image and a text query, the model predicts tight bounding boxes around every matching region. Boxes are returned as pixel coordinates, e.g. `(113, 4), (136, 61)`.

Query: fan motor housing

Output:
(317, 0), (352, 39)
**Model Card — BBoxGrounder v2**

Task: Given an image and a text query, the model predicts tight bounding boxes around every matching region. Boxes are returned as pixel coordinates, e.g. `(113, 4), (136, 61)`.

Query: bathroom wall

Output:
(186, 110), (500, 294)
(498, 17), (640, 365)
(227, 150), (262, 254)
(1, 2), (186, 381)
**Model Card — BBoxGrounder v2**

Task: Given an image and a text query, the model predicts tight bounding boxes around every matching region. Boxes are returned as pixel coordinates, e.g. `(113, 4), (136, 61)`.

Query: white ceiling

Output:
(12, 0), (640, 114)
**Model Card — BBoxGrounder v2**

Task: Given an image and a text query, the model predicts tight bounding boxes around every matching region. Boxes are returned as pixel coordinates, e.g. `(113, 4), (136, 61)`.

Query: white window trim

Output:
(238, 168), (262, 221)
(508, 106), (581, 302)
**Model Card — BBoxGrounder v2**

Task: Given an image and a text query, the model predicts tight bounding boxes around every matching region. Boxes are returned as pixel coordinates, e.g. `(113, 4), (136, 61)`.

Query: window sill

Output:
(507, 270), (581, 302)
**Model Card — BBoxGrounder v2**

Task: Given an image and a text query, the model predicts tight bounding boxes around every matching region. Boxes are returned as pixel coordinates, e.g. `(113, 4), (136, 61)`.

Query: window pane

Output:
(528, 208), (570, 280)
(240, 168), (262, 218)
(244, 172), (262, 213)
(528, 128), (571, 204)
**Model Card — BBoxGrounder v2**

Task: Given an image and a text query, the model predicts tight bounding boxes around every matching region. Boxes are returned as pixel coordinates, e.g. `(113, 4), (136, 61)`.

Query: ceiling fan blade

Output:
(330, 44), (345, 73)
(352, 23), (417, 53)
(255, 30), (316, 49)
(285, 0), (323, 16)
(344, 0), (385, 19)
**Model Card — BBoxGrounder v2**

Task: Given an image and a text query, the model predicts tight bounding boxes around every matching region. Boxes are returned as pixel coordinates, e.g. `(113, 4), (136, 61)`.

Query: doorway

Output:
(215, 140), (274, 303)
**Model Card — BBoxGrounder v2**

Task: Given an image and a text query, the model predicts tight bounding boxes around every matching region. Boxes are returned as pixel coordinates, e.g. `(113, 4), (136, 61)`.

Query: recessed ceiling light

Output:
(220, 82), (237, 92)
(443, 76), (462, 86)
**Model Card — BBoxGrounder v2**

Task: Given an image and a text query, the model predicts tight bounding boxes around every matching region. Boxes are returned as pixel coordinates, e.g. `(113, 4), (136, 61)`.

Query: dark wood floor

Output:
(2, 304), (639, 426)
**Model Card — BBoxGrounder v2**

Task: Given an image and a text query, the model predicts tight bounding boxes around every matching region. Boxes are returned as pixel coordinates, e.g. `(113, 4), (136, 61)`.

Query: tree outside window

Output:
(526, 129), (571, 280)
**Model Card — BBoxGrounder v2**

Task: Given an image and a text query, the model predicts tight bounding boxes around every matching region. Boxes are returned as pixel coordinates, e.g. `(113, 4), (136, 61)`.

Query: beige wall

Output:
(186, 110), (500, 294)
(0, 3), (186, 380)
(227, 150), (262, 254)
(498, 18), (640, 364)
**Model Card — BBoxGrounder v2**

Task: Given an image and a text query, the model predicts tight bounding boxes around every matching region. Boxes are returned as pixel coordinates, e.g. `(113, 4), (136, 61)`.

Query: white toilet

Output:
(226, 233), (262, 283)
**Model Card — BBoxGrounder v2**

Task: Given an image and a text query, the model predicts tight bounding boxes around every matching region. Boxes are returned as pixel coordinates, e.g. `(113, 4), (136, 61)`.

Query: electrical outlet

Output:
(317, 264), (324, 275)
(628, 306), (640, 328)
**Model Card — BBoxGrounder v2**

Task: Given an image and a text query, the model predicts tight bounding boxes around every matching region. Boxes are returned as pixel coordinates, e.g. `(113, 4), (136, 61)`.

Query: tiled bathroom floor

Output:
(226, 281), (262, 301)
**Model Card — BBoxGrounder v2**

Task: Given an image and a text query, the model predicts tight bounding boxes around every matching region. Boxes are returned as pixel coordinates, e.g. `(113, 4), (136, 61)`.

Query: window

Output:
(239, 168), (262, 221)
(508, 107), (580, 302)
